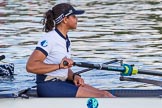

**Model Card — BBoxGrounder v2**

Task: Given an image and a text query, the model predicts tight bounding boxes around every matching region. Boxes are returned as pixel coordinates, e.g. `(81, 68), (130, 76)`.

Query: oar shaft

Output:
(73, 62), (162, 76)
(120, 76), (162, 87)
(75, 59), (119, 74)
(74, 62), (125, 72)
(138, 69), (162, 76)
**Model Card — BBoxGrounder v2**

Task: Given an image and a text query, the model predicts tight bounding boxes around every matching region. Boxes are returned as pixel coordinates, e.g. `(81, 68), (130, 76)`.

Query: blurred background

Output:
(0, 0), (162, 92)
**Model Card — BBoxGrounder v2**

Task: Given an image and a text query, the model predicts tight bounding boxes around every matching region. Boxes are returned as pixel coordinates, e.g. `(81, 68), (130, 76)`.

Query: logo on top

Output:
(41, 40), (48, 47)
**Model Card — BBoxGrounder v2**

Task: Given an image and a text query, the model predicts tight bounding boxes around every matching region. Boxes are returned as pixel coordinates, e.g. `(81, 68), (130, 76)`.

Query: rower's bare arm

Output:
(26, 50), (74, 74)
(26, 50), (60, 74)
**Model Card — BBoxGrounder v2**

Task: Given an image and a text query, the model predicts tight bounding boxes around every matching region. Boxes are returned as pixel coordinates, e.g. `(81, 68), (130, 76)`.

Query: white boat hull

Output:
(0, 98), (162, 108)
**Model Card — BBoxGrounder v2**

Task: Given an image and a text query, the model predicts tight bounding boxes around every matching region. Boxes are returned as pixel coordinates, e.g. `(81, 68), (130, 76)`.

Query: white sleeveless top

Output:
(36, 29), (71, 79)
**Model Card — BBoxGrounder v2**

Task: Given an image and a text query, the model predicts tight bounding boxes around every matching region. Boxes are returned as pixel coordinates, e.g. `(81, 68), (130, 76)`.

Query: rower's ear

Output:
(62, 17), (68, 24)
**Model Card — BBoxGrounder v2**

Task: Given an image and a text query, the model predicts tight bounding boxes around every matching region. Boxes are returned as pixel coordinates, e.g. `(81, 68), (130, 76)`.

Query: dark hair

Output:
(42, 3), (72, 32)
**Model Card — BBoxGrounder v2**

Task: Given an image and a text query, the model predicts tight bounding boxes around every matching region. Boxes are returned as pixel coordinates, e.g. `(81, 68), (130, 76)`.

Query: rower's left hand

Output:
(73, 75), (85, 87)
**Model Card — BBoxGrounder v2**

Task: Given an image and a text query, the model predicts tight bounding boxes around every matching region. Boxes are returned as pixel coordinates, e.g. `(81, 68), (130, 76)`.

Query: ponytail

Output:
(42, 10), (55, 32)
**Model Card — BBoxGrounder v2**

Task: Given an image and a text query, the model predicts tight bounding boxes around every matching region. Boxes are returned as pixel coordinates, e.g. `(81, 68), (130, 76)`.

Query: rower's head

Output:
(42, 3), (84, 32)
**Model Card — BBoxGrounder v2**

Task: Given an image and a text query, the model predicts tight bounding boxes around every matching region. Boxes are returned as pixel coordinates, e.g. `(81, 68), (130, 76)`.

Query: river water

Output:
(0, 0), (162, 93)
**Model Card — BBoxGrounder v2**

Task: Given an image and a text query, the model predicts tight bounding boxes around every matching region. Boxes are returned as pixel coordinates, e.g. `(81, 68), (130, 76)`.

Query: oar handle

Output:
(63, 61), (69, 66)
(0, 55), (5, 61)
(63, 61), (77, 66)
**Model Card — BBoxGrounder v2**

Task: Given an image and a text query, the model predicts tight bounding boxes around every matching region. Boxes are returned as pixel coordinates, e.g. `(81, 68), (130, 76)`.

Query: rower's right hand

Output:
(60, 57), (73, 69)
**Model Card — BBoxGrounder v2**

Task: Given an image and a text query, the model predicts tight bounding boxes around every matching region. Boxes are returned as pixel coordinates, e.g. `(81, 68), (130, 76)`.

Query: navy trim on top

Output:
(35, 47), (48, 56)
(55, 28), (71, 52)
(55, 28), (66, 40)
(66, 38), (70, 52)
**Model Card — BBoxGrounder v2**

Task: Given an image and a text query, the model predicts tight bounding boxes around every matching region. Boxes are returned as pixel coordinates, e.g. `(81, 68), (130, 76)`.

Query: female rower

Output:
(26, 3), (114, 98)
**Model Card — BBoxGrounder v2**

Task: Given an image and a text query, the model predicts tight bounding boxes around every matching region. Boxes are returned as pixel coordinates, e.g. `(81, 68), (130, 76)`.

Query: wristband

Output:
(59, 64), (61, 69)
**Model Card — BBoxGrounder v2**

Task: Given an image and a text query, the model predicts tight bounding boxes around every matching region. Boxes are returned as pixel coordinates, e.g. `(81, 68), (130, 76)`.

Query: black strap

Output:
(72, 73), (81, 80)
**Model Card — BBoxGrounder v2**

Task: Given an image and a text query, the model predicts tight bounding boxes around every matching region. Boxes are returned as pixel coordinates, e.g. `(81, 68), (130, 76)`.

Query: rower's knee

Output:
(76, 86), (115, 98)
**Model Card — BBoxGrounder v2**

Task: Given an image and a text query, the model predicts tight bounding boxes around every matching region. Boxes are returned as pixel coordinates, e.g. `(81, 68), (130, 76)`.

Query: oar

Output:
(0, 55), (5, 61)
(75, 59), (119, 74)
(120, 76), (162, 87)
(64, 61), (162, 76)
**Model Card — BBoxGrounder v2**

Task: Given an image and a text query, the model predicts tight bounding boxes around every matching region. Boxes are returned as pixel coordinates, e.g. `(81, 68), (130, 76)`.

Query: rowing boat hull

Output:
(26, 88), (162, 98)
(1, 88), (162, 108)
(0, 97), (162, 108)
(1, 88), (162, 98)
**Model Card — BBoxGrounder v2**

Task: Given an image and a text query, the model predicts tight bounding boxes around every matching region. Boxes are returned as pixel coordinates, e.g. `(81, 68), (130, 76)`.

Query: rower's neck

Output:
(56, 26), (68, 38)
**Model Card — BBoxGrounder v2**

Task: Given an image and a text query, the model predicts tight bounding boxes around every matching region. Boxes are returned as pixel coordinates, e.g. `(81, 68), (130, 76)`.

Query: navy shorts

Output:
(37, 80), (79, 97)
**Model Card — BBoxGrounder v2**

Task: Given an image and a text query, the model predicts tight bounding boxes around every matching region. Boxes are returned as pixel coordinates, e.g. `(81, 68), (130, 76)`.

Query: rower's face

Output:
(66, 15), (78, 29)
